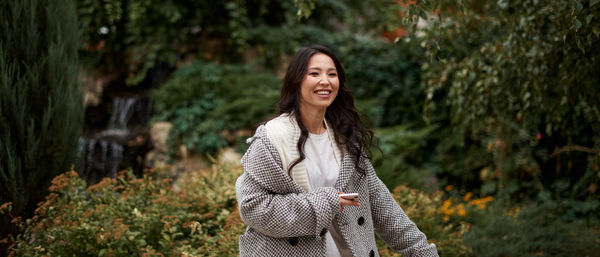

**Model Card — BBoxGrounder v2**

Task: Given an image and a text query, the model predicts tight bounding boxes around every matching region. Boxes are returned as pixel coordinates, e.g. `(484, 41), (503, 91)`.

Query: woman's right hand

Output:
(338, 192), (360, 211)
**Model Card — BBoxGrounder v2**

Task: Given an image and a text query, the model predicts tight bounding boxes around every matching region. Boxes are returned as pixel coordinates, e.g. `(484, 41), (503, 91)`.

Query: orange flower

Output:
(463, 192), (473, 201)
(444, 185), (453, 191)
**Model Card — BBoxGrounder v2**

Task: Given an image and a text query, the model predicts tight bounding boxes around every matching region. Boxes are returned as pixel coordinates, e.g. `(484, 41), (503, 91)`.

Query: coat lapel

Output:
(335, 150), (355, 192)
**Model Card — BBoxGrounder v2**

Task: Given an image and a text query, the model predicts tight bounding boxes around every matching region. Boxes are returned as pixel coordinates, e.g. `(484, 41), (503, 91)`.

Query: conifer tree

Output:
(0, 0), (83, 224)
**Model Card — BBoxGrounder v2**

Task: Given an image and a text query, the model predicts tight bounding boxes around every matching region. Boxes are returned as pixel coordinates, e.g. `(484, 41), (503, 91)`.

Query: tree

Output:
(0, 0), (83, 242)
(412, 0), (600, 203)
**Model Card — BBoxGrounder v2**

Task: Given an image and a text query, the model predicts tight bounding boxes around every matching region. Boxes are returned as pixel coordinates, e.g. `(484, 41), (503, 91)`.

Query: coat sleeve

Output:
(366, 159), (439, 257)
(235, 135), (340, 238)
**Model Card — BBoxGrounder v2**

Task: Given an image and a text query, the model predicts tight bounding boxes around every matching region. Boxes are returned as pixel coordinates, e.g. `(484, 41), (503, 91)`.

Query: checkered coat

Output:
(235, 125), (439, 257)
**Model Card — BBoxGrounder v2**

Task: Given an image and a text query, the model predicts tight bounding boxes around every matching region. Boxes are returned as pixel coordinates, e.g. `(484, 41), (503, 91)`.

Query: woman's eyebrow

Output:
(307, 67), (337, 71)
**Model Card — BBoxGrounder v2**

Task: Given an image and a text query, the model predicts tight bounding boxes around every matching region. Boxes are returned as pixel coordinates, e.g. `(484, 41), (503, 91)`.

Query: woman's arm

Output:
(235, 135), (340, 238)
(366, 160), (439, 257)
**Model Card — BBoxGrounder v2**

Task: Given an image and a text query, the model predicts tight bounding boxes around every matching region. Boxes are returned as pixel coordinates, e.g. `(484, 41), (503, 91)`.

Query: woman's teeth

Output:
(316, 91), (330, 95)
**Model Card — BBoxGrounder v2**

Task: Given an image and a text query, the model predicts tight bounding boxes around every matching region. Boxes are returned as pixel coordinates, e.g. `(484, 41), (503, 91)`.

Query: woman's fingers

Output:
(338, 192), (359, 211)
(339, 197), (360, 212)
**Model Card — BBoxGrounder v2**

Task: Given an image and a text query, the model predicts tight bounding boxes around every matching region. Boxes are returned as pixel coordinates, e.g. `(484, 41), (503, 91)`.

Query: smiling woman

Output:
(235, 45), (438, 257)
(299, 53), (340, 122)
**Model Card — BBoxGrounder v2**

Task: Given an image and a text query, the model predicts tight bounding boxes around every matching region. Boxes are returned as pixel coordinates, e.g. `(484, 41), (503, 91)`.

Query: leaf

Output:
(593, 26), (600, 38)
(591, 0), (600, 7)
(586, 14), (595, 24)
(574, 1), (583, 12)
(574, 19), (582, 31)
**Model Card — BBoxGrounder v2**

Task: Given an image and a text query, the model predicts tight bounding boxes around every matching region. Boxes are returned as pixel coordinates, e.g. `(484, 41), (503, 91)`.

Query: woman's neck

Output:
(299, 106), (326, 134)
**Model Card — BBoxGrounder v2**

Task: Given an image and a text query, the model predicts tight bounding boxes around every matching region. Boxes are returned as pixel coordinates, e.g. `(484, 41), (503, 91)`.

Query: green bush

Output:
(416, 0), (600, 203)
(150, 61), (280, 156)
(464, 199), (600, 257)
(372, 125), (439, 192)
(3, 162), (473, 256)
(77, 0), (291, 85)
(378, 185), (471, 257)
(0, 0), (83, 242)
(6, 162), (245, 256)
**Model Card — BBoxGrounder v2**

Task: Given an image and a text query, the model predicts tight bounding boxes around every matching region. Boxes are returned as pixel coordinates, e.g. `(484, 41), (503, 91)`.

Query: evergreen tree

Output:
(0, 0), (83, 237)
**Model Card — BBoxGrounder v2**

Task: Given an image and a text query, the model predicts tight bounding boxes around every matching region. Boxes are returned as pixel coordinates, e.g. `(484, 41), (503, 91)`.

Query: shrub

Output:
(464, 199), (600, 257)
(6, 161), (472, 256)
(0, 0), (83, 248)
(417, 0), (600, 203)
(7, 162), (245, 256)
(77, 0), (291, 85)
(150, 61), (280, 156)
(378, 185), (471, 257)
(372, 125), (438, 192)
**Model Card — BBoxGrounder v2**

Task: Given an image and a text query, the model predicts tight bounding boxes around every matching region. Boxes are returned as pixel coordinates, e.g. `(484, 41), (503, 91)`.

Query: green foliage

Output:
(378, 185), (471, 257)
(76, 0), (289, 85)
(464, 200), (600, 257)
(7, 163), (246, 256)
(5, 164), (471, 257)
(385, 0), (600, 205)
(372, 125), (438, 191)
(150, 61), (280, 156)
(0, 0), (83, 219)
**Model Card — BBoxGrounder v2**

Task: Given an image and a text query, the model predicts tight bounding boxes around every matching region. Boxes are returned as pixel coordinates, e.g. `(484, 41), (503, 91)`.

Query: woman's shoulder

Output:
(264, 113), (297, 142)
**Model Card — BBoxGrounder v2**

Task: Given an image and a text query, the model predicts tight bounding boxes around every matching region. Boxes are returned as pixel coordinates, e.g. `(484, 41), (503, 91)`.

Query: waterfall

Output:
(79, 96), (150, 185)
(79, 138), (124, 184)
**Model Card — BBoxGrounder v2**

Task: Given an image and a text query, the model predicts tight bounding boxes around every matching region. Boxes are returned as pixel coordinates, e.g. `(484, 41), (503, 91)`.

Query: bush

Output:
(372, 125), (439, 192)
(4, 161), (473, 256)
(463, 199), (600, 257)
(77, 0), (291, 85)
(0, 0), (83, 247)
(6, 162), (245, 256)
(378, 185), (471, 257)
(150, 61), (280, 156)
(417, 0), (600, 203)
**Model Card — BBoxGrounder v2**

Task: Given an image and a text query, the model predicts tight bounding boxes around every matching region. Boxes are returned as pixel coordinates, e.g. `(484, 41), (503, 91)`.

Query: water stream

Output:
(78, 97), (151, 185)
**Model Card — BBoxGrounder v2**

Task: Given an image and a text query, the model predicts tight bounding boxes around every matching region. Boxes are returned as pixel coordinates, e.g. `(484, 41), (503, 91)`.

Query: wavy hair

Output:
(276, 45), (376, 174)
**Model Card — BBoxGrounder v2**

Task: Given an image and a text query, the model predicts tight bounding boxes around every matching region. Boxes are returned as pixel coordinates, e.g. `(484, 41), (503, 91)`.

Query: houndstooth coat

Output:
(235, 124), (439, 257)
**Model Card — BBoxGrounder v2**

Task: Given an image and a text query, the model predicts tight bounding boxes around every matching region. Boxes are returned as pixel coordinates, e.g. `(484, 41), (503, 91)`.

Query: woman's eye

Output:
(309, 72), (319, 76)
(329, 73), (337, 77)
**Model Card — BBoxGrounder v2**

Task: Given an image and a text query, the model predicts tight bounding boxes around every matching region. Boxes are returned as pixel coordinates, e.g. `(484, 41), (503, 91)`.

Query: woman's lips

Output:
(315, 89), (331, 98)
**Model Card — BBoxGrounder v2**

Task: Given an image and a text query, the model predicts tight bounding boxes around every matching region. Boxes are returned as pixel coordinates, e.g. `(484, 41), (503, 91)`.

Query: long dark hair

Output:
(277, 45), (376, 174)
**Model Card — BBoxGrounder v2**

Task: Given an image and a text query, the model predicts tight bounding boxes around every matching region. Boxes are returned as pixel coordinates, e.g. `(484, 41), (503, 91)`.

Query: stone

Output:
(150, 122), (172, 153)
(219, 147), (242, 165)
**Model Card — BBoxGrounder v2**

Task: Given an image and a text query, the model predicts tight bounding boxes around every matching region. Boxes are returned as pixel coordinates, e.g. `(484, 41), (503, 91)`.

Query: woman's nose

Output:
(318, 76), (330, 85)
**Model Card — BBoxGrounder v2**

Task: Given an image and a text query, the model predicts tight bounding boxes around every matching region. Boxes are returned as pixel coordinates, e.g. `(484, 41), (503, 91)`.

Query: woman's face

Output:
(299, 53), (340, 113)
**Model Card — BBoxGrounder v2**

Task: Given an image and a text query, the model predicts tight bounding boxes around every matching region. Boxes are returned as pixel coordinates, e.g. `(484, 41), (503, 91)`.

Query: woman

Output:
(235, 45), (438, 257)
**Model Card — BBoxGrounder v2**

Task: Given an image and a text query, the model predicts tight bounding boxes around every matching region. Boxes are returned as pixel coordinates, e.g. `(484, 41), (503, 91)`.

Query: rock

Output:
(219, 147), (242, 165)
(81, 69), (115, 107)
(144, 150), (168, 169)
(179, 154), (210, 172)
(150, 122), (172, 153)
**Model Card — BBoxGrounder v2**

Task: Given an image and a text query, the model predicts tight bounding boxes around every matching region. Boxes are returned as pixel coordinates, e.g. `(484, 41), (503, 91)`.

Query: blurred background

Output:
(1, 0), (599, 256)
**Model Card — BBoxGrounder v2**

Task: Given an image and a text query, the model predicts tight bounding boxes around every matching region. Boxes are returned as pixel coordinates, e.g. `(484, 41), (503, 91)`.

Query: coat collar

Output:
(281, 112), (349, 192)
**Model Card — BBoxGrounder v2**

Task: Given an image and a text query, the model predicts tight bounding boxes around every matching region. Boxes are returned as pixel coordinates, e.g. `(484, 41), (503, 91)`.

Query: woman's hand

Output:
(338, 192), (360, 211)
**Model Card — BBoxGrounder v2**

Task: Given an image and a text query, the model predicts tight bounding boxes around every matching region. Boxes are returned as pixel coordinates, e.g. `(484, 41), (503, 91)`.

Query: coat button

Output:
(288, 237), (299, 246)
(369, 249), (375, 257)
(358, 216), (365, 226)
(320, 228), (327, 237)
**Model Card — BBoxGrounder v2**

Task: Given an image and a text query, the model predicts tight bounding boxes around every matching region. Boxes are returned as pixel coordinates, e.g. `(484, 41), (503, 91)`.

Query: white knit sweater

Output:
(264, 112), (344, 192)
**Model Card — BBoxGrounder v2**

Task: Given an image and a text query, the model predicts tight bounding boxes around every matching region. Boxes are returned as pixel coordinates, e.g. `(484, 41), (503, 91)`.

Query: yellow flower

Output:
(457, 204), (466, 217)
(463, 192), (473, 201)
(443, 216), (449, 222)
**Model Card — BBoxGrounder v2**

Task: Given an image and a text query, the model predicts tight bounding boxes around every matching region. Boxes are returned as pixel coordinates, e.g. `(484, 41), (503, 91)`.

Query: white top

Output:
(264, 112), (344, 193)
(305, 131), (339, 189)
(305, 130), (343, 257)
